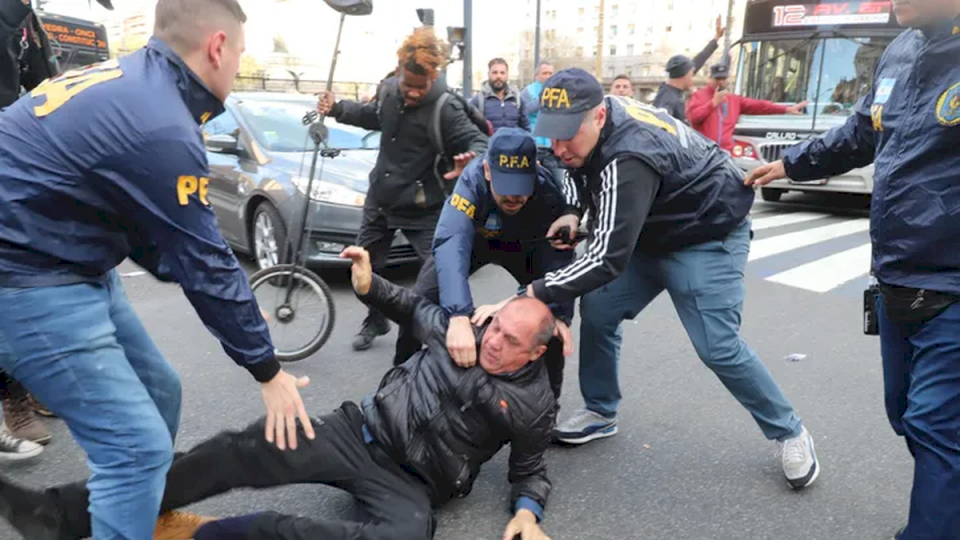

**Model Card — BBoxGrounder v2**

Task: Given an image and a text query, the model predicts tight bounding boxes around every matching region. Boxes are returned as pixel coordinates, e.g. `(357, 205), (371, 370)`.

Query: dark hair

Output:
(154, 0), (246, 51)
(613, 74), (631, 82)
(488, 57), (508, 70)
(397, 27), (448, 77)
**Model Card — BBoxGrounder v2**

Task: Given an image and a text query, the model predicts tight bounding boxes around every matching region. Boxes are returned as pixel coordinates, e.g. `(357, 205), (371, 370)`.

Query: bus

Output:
(37, 11), (110, 72)
(728, 0), (902, 202)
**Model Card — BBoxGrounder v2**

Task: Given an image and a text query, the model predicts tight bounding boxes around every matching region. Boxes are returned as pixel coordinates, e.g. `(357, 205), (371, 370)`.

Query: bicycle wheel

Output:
(249, 264), (336, 362)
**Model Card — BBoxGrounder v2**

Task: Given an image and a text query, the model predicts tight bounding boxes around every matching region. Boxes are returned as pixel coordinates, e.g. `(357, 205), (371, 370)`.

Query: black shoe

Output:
(352, 313), (390, 351)
(0, 476), (70, 540)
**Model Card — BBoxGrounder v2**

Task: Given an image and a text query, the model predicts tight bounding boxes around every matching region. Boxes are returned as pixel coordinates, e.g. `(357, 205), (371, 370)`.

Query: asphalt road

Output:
(0, 191), (912, 540)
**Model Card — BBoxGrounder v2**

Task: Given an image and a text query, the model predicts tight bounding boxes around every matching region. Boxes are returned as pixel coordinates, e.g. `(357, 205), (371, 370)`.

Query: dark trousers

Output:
(878, 298), (960, 540)
(393, 238), (566, 399)
(357, 203), (435, 322)
(49, 402), (436, 540)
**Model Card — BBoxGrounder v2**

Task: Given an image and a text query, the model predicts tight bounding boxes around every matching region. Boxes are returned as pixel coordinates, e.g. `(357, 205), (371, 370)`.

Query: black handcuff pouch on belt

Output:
(878, 283), (960, 327)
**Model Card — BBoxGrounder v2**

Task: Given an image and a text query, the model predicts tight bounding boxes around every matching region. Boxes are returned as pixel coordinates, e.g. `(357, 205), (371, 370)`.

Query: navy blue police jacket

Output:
(0, 37), (280, 382)
(782, 17), (960, 294)
(432, 156), (579, 322)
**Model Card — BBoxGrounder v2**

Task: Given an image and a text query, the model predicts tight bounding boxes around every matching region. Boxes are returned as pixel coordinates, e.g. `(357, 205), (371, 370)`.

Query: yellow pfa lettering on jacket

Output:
(541, 87), (571, 109)
(498, 155), (531, 168)
(449, 193), (475, 218)
(177, 176), (210, 206)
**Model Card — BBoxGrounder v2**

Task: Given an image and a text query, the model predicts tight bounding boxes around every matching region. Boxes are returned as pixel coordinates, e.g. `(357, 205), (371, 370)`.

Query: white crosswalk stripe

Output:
(766, 243), (873, 293)
(750, 212), (829, 231)
(749, 218), (870, 262)
(745, 209), (872, 294)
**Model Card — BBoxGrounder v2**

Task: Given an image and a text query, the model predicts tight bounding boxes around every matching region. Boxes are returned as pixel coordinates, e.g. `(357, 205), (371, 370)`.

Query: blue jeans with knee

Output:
(578, 219), (803, 441)
(879, 296), (960, 540)
(0, 270), (182, 540)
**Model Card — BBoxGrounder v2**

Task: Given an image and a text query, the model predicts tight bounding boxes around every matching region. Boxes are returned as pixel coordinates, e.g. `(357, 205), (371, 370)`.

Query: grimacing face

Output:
(398, 67), (436, 107)
(479, 301), (549, 375)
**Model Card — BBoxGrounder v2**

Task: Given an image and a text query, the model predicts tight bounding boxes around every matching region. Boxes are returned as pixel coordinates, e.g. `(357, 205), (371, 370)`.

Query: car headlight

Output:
(293, 177), (366, 207)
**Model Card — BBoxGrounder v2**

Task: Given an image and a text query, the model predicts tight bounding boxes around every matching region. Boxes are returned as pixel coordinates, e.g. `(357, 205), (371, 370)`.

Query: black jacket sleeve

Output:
(531, 157), (661, 305)
(507, 395), (556, 516)
(692, 39), (720, 73)
(332, 99), (382, 131)
(356, 274), (447, 346)
(441, 97), (489, 155)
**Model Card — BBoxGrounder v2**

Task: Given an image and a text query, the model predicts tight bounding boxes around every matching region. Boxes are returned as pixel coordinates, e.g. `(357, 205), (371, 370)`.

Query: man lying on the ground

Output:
(0, 246), (559, 540)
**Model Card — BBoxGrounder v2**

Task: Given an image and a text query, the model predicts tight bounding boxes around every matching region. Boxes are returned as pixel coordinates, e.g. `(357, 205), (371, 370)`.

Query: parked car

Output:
(201, 92), (419, 270)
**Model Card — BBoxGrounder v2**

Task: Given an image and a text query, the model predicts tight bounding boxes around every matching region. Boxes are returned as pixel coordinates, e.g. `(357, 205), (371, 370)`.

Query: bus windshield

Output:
(38, 12), (110, 72)
(736, 35), (893, 121)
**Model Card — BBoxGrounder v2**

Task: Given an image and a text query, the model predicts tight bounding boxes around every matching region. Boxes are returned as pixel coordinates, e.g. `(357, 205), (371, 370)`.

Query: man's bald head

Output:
(479, 296), (556, 375)
(152, 0), (247, 102)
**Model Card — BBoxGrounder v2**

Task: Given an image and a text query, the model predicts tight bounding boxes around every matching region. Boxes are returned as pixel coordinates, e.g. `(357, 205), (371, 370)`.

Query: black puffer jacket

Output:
(332, 76), (489, 230)
(359, 275), (556, 512)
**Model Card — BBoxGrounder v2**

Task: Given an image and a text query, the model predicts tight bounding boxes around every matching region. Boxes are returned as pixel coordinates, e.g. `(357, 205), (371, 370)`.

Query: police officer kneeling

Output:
(747, 3), (960, 537)
(394, 127), (578, 400)
(523, 69), (819, 489)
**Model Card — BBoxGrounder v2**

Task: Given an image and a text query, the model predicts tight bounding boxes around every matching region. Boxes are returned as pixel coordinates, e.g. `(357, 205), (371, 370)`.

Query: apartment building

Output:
(519, 0), (745, 100)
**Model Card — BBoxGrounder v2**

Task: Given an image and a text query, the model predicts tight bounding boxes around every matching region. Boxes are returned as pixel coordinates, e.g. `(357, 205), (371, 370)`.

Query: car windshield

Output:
(235, 98), (381, 153)
(736, 36), (892, 121)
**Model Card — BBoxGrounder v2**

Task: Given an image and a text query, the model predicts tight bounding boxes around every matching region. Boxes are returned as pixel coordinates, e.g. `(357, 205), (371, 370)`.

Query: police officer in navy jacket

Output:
(747, 3), (960, 537)
(394, 127), (580, 400)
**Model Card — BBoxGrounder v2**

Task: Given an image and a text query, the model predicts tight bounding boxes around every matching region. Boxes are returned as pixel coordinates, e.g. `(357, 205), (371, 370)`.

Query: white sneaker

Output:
(554, 409), (618, 445)
(779, 426), (819, 489)
(0, 428), (42, 462)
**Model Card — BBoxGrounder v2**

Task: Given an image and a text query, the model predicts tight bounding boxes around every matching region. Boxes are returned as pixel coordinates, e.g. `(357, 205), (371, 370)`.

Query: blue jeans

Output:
(0, 270), (181, 540)
(579, 219), (803, 441)
(879, 297), (960, 540)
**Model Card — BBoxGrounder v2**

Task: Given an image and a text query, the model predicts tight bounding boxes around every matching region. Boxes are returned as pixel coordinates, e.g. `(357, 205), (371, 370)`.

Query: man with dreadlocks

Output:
(318, 26), (489, 353)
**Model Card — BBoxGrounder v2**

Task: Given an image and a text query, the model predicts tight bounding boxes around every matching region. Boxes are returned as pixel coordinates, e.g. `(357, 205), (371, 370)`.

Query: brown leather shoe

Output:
(2, 394), (50, 445)
(153, 511), (218, 540)
(28, 394), (56, 418)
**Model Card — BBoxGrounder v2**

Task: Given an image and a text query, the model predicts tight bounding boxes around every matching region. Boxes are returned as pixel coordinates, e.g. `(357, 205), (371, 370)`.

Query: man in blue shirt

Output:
(521, 61), (565, 187)
(747, 2), (960, 536)
(0, 1), (313, 538)
(393, 128), (579, 399)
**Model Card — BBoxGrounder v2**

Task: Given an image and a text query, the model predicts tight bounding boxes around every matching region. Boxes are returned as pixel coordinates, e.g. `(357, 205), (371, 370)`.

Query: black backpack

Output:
(428, 91), (491, 195)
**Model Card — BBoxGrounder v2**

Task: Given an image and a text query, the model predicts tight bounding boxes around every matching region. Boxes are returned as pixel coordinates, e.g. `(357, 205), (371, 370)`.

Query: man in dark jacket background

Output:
(652, 15), (726, 123)
(470, 58), (530, 133)
(318, 26), (489, 352)
(746, 2), (960, 537)
(0, 246), (559, 540)
(393, 128), (580, 402)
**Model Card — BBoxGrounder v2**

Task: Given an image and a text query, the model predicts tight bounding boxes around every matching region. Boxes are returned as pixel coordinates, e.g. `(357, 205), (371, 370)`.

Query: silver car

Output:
(201, 92), (419, 270)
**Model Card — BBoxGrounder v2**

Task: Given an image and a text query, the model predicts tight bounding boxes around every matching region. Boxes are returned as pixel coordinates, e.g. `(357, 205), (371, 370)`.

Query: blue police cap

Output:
(533, 68), (604, 141)
(488, 127), (537, 197)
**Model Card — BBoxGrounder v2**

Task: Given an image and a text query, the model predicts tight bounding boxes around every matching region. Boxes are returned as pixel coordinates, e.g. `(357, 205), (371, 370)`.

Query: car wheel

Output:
(761, 188), (783, 202)
(252, 201), (289, 271)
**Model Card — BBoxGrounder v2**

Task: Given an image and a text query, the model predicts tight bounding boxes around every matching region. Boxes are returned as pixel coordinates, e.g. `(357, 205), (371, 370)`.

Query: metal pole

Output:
(595, 0), (604, 79)
(326, 12), (346, 93)
(463, 0), (473, 96)
(533, 0), (541, 76)
(724, 0), (735, 57)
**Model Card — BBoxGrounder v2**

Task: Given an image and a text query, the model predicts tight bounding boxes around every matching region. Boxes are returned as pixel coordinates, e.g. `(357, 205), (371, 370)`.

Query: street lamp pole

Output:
(533, 0), (541, 74)
(463, 0), (473, 96)
(724, 0), (735, 58)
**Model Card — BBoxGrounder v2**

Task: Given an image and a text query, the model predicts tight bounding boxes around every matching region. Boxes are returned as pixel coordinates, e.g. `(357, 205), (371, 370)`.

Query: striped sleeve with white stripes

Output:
(558, 169), (581, 210)
(531, 157), (661, 306)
